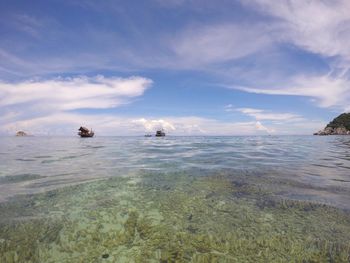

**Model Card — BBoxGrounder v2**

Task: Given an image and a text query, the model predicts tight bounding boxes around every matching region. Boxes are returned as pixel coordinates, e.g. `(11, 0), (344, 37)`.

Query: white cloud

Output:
(224, 104), (233, 111)
(1, 110), (323, 136)
(225, 106), (325, 134)
(0, 75), (152, 134)
(0, 75), (152, 110)
(209, 1), (350, 111)
(0, 74), (322, 136)
(243, 0), (350, 61)
(0, 75), (273, 136)
(169, 23), (273, 67)
(236, 73), (350, 110)
(161, 1), (350, 111)
(236, 108), (302, 121)
(161, 0), (350, 70)
(1, 112), (281, 136)
(1, 1), (347, 134)
(170, 117), (268, 135)
(255, 121), (274, 134)
(134, 116), (322, 135)
(11, 14), (43, 38)
(132, 118), (176, 132)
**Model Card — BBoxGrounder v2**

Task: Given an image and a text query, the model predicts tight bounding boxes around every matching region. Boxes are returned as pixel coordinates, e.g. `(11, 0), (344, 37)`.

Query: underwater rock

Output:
(187, 225), (197, 234)
(102, 253), (109, 259)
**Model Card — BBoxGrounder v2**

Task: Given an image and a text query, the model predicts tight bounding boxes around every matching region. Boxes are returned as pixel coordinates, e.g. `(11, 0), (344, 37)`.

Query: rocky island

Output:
(314, 113), (350, 135)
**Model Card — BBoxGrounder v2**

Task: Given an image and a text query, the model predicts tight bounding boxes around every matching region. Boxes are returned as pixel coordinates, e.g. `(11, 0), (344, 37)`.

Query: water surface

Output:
(1, 136), (350, 262)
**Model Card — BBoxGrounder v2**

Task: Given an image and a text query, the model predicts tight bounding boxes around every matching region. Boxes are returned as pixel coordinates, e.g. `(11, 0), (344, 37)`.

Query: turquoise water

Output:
(1, 136), (350, 262)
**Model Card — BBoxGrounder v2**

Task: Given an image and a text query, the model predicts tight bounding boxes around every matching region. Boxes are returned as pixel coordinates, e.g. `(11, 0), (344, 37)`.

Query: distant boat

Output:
(78, 126), (94, 137)
(155, 130), (165, 137)
(16, 131), (28, 136)
(144, 134), (152, 137)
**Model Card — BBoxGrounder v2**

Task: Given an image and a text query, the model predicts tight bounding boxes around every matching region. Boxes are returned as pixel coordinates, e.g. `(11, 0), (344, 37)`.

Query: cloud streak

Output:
(235, 73), (350, 111)
(243, 0), (350, 61)
(1, 75), (319, 136)
(0, 75), (152, 133)
(0, 75), (152, 110)
(235, 107), (302, 122)
(169, 23), (273, 67)
(162, 0), (350, 111)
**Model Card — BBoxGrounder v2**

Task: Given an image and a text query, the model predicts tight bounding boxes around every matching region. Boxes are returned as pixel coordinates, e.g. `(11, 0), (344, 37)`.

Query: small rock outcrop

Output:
(314, 113), (350, 135)
(16, 131), (28, 136)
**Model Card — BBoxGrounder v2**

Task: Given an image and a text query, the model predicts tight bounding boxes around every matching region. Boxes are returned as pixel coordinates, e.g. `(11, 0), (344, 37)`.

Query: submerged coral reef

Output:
(1, 171), (350, 262)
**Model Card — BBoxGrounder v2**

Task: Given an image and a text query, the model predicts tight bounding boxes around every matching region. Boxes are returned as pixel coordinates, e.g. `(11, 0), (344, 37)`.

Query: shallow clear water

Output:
(1, 136), (350, 262)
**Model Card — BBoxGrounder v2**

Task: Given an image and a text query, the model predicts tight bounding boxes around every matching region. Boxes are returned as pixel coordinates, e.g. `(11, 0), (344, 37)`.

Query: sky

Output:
(1, 0), (350, 136)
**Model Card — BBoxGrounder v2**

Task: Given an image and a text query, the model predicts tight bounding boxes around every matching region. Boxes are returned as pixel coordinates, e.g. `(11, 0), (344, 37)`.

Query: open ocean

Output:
(1, 136), (350, 262)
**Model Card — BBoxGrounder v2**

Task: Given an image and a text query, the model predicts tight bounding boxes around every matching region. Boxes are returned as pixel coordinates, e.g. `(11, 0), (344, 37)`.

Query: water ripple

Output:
(1, 136), (350, 204)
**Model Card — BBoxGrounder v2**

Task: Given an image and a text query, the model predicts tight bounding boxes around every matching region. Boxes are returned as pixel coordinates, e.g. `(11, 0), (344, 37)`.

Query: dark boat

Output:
(16, 131), (28, 137)
(78, 126), (94, 137)
(155, 130), (165, 137)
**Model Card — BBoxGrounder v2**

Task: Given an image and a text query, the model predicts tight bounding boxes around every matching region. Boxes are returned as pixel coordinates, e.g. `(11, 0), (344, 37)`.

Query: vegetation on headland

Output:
(327, 113), (350, 130)
(314, 113), (350, 135)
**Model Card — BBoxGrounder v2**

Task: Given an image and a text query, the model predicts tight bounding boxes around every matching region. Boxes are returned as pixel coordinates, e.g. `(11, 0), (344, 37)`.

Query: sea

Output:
(0, 136), (350, 262)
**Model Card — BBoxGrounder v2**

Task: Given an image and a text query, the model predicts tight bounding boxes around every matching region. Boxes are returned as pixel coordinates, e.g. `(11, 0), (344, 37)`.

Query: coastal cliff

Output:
(314, 113), (350, 135)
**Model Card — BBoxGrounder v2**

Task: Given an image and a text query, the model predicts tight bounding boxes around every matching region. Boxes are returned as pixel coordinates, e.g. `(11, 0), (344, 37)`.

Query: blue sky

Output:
(1, 0), (350, 135)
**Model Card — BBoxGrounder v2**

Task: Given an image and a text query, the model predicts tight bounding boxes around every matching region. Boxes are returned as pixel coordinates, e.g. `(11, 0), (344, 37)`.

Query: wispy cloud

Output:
(0, 49), (36, 77)
(0, 75), (152, 133)
(224, 105), (324, 134)
(1, 109), (322, 136)
(234, 72), (350, 111)
(243, 0), (350, 61)
(0, 76), (152, 110)
(255, 121), (274, 134)
(153, 0), (187, 8)
(235, 107), (302, 121)
(226, 0), (350, 110)
(0, 0), (346, 134)
(149, 2), (350, 114)
(0, 74), (322, 136)
(10, 14), (44, 38)
(169, 23), (273, 67)
(160, 0), (350, 111)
